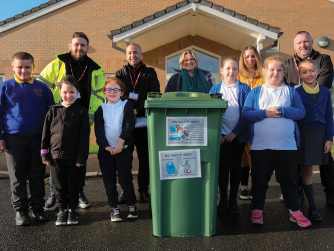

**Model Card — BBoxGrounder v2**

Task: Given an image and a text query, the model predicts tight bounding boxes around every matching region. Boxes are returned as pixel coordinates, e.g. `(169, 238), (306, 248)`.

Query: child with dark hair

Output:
(2, 52), (54, 226)
(41, 75), (90, 226)
(94, 77), (137, 222)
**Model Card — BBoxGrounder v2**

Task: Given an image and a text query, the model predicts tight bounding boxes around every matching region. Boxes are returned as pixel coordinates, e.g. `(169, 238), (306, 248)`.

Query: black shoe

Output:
(140, 191), (150, 203)
(119, 192), (126, 204)
(43, 194), (57, 211)
(308, 209), (322, 222)
(110, 207), (122, 222)
(227, 200), (239, 215)
(239, 189), (250, 200)
(67, 211), (79, 225)
(56, 211), (68, 226)
(326, 196), (334, 210)
(78, 193), (91, 209)
(33, 208), (49, 222)
(127, 206), (138, 219)
(217, 202), (227, 215)
(16, 210), (30, 226)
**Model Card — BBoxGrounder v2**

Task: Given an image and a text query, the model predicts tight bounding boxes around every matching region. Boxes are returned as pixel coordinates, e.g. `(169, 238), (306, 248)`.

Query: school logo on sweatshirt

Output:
(34, 89), (42, 97)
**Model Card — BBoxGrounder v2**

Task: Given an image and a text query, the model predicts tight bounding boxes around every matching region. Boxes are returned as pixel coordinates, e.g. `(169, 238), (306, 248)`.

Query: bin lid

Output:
(145, 92), (228, 109)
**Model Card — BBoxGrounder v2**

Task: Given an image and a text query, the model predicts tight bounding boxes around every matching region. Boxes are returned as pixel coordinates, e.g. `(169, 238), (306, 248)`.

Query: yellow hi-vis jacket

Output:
(37, 52), (105, 125)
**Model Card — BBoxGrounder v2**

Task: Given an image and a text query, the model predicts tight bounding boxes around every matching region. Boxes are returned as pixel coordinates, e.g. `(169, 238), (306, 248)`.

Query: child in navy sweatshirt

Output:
(295, 59), (333, 222)
(0, 52), (54, 225)
(210, 57), (250, 215)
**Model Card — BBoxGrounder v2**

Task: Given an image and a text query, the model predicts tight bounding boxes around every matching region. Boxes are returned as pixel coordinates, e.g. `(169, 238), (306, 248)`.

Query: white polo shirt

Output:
(251, 84), (297, 150)
(102, 99), (128, 147)
(220, 80), (240, 135)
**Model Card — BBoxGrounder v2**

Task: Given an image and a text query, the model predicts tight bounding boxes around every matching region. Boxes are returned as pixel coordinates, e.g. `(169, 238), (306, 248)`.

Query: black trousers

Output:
(98, 148), (136, 208)
(251, 150), (300, 211)
(4, 134), (45, 211)
(78, 165), (86, 194)
(319, 154), (334, 198)
(218, 136), (246, 203)
(50, 159), (81, 211)
(240, 166), (251, 186)
(132, 127), (150, 193)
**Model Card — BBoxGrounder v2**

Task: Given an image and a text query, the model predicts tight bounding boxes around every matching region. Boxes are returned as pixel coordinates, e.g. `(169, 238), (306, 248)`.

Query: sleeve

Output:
(282, 59), (290, 85)
(325, 90), (334, 141)
(43, 84), (55, 111)
(76, 109), (90, 165)
(119, 102), (136, 141)
(165, 74), (178, 93)
(241, 90), (267, 122)
(280, 89), (306, 121)
(41, 109), (53, 162)
(89, 71), (106, 126)
(94, 106), (110, 150)
(135, 70), (160, 115)
(318, 55), (334, 89)
(232, 85), (251, 135)
(0, 85), (6, 140)
(37, 59), (58, 90)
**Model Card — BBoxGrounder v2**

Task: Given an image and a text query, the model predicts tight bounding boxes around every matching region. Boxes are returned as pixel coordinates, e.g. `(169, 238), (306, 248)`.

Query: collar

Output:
(222, 80), (239, 88)
(70, 52), (88, 63)
(14, 74), (34, 84)
(303, 81), (319, 94)
(127, 62), (143, 73)
(106, 99), (123, 107)
(295, 49), (314, 62)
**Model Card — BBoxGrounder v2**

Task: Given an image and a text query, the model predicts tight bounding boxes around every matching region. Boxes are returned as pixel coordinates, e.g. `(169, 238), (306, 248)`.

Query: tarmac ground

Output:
(0, 153), (334, 250)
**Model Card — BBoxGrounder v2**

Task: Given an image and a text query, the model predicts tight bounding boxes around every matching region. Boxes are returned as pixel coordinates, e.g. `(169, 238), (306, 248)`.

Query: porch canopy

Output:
(109, 0), (282, 53)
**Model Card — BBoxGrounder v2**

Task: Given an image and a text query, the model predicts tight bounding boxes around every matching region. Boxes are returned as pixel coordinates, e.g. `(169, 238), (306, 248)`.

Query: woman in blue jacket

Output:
(242, 56), (311, 227)
(210, 57), (250, 215)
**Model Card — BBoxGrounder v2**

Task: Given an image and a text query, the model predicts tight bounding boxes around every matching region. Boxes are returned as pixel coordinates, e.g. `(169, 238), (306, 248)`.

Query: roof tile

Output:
(0, 21), (6, 26)
(188, 0), (200, 2)
(14, 14), (23, 20)
(48, 0), (58, 5)
(269, 26), (281, 33)
(132, 19), (144, 28)
(257, 22), (270, 30)
(31, 6), (41, 12)
(223, 8), (235, 16)
(246, 17), (258, 26)
(6, 17), (15, 23)
(23, 10), (32, 16)
(201, 0), (213, 7)
(121, 24), (133, 32)
(110, 29), (122, 36)
(235, 13), (246, 21)
(143, 15), (155, 23)
(165, 5), (177, 13)
(40, 3), (49, 9)
(212, 4), (224, 12)
(154, 10), (166, 18)
(176, 1), (188, 8)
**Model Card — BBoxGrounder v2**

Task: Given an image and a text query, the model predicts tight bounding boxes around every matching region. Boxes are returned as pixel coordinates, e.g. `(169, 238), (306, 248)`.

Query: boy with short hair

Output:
(0, 52), (54, 225)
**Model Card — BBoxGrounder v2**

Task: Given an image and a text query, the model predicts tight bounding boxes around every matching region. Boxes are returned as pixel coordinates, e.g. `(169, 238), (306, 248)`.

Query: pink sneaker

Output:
(289, 210), (312, 227)
(251, 209), (263, 224)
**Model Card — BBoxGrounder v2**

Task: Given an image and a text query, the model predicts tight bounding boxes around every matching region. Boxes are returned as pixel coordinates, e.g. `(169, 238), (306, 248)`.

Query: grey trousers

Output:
(4, 133), (45, 211)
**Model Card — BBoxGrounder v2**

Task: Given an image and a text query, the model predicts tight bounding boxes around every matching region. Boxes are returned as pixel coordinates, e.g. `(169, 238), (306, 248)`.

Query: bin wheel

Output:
(148, 199), (152, 219)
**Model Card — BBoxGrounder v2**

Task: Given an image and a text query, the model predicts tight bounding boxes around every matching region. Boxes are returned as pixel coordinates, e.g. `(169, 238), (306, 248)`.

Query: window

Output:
(104, 74), (115, 80)
(166, 47), (221, 86)
(0, 75), (4, 84)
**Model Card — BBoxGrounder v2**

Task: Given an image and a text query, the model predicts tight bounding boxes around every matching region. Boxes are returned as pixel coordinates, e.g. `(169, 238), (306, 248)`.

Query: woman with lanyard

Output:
(164, 48), (213, 93)
(237, 46), (265, 200)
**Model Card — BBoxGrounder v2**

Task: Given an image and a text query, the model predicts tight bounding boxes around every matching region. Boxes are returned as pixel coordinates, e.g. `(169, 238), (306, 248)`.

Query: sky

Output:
(0, 0), (48, 21)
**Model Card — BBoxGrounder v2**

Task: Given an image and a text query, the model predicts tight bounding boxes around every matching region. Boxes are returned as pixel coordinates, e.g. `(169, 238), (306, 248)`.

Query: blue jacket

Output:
(210, 81), (251, 143)
(295, 85), (333, 141)
(242, 84), (306, 146)
(0, 78), (54, 140)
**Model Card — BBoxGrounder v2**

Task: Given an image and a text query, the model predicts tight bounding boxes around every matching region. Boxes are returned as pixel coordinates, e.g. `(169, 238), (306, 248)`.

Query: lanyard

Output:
(69, 60), (88, 82)
(293, 54), (311, 85)
(129, 70), (141, 91)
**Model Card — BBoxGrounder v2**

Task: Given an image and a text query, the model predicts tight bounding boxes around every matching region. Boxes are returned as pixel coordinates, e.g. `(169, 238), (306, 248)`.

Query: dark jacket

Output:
(115, 62), (160, 117)
(94, 101), (135, 150)
(165, 68), (213, 92)
(41, 102), (90, 165)
(283, 49), (333, 89)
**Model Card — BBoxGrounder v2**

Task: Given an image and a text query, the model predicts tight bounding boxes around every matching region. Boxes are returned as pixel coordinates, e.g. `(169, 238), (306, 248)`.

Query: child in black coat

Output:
(41, 75), (90, 226)
(94, 77), (137, 222)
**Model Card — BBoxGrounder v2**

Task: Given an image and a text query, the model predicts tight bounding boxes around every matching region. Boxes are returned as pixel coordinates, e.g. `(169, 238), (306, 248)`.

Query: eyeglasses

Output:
(105, 88), (121, 93)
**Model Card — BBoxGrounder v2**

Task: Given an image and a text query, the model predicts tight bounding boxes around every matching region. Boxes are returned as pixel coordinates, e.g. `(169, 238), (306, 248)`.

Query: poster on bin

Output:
(166, 117), (207, 146)
(159, 149), (201, 180)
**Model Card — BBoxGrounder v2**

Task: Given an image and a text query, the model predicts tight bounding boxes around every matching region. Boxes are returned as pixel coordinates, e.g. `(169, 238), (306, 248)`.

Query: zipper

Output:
(58, 107), (67, 158)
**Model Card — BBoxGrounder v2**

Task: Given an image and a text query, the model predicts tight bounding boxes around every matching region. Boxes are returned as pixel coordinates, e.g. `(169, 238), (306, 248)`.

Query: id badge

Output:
(129, 92), (139, 100)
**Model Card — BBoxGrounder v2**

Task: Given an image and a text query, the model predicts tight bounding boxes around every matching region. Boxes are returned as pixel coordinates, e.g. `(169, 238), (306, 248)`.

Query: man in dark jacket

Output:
(116, 43), (160, 202)
(283, 31), (334, 210)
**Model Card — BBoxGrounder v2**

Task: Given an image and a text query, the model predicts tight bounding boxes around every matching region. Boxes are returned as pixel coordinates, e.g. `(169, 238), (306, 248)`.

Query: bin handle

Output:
(147, 92), (162, 98)
(210, 93), (222, 99)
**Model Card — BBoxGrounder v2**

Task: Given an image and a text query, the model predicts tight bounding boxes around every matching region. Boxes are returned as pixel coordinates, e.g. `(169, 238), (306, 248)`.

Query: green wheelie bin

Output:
(145, 92), (227, 237)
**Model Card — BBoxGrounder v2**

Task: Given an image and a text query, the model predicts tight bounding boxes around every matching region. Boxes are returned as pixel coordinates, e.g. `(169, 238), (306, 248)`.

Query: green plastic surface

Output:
(145, 92), (227, 237)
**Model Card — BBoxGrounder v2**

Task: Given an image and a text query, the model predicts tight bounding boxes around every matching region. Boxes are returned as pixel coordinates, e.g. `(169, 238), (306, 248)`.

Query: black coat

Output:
(41, 102), (90, 165)
(94, 101), (135, 150)
(115, 63), (160, 117)
(283, 49), (333, 89)
(164, 68), (213, 92)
